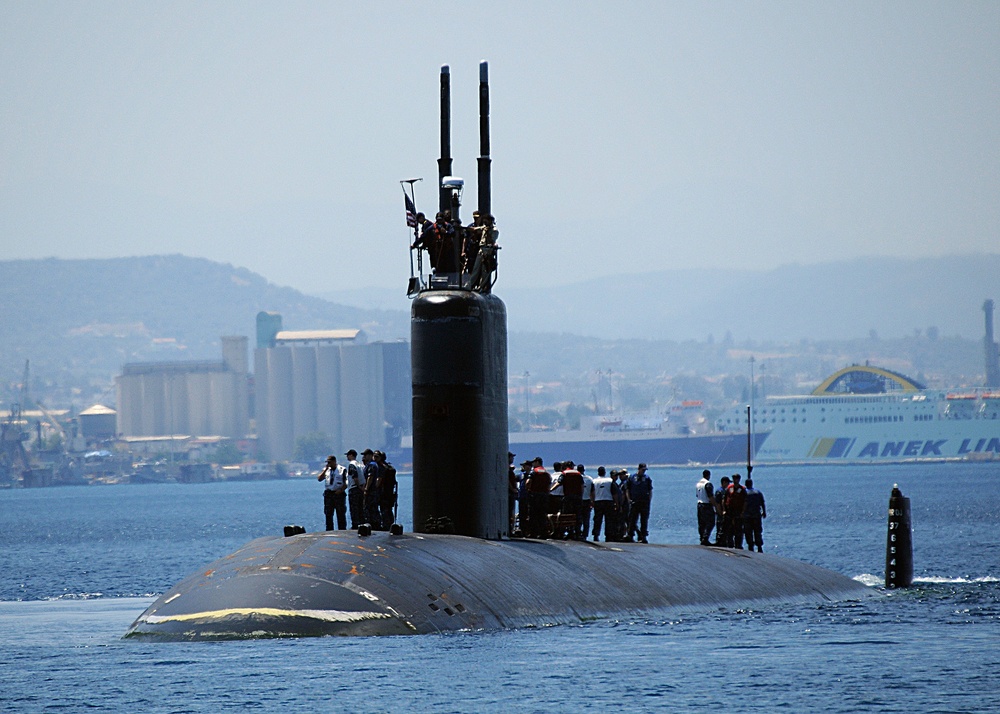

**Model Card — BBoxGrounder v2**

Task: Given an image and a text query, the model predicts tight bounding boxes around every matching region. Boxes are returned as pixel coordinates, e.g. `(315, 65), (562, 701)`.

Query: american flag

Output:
(404, 193), (417, 228)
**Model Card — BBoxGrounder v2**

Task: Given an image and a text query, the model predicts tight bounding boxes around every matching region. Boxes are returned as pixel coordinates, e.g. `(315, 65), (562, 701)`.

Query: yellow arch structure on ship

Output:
(812, 365), (925, 395)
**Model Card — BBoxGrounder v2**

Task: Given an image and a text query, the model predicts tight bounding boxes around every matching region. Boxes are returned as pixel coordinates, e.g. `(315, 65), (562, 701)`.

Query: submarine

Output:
(126, 62), (872, 641)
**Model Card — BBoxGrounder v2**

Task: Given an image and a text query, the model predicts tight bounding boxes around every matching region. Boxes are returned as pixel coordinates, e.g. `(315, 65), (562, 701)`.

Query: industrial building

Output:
(78, 404), (117, 443)
(114, 315), (410, 462)
(253, 312), (410, 461)
(115, 336), (250, 440)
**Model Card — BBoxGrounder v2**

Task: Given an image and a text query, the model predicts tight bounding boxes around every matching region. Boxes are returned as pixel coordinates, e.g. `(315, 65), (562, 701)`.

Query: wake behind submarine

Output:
(126, 62), (871, 641)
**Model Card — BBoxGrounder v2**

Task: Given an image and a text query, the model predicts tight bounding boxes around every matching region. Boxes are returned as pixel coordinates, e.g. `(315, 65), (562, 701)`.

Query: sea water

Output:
(1, 463), (998, 712)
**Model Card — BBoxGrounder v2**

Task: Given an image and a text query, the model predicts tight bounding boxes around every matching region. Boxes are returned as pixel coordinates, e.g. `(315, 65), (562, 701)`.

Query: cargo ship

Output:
(396, 400), (770, 467)
(716, 364), (1000, 463)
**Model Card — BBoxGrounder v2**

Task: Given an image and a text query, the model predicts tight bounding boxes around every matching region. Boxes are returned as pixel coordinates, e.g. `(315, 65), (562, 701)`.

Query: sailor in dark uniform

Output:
(714, 476), (730, 546)
(361, 448), (382, 530)
(724, 474), (747, 549)
(507, 451), (518, 533)
(526, 457), (551, 538)
(345, 449), (365, 530)
(627, 463), (653, 543)
(375, 450), (397, 531)
(742, 478), (767, 552)
(614, 469), (630, 541)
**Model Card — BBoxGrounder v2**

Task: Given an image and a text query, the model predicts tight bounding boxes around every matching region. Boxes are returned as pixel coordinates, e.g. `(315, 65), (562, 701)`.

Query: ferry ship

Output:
(506, 401), (769, 467)
(716, 364), (1000, 463)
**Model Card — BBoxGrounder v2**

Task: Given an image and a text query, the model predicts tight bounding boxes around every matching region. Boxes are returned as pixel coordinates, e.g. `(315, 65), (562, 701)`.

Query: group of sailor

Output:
(695, 469), (767, 551)
(412, 210), (499, 291)
(321, 454), (767, 551)
(509, 455), (654, 543)
(317, 449), (398, 532)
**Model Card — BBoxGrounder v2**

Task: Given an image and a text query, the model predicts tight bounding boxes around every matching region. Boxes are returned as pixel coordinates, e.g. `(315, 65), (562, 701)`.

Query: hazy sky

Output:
(2, 2), (998, 294)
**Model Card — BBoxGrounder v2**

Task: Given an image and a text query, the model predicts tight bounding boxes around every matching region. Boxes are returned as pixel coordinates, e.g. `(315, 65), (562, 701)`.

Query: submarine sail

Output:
(411, 62), (508, 540)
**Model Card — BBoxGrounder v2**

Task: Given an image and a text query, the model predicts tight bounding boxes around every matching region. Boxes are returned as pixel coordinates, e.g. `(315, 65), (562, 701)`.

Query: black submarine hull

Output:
(125, 531), (873, 640)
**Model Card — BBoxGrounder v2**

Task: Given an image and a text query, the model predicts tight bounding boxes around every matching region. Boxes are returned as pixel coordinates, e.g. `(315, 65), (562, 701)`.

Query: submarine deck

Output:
(126, 531), (874, 640)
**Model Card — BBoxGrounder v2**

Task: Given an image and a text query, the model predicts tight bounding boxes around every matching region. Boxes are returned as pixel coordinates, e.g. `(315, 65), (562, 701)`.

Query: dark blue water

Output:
(2, 463), (998, 712)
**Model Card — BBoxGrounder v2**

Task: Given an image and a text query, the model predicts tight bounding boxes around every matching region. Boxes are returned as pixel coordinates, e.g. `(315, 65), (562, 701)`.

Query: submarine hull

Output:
(126, 531), (873, 640)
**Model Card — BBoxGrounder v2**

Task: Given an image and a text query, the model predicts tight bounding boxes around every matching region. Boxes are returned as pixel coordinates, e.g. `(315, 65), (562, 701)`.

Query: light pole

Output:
(523, 371), (530, 430)
(748, 356), (755, 459)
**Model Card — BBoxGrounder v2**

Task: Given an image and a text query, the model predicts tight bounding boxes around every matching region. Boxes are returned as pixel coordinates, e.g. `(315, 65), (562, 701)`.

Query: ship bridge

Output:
(811, 365), (925, 396)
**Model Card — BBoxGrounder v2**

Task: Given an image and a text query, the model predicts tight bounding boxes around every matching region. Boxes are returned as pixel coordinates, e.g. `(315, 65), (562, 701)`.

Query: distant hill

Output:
(0, 256), (408, 406)
(319, 253), (1000, 342)
(538, 253), (1000, 342)
(2, 254), (994, 413)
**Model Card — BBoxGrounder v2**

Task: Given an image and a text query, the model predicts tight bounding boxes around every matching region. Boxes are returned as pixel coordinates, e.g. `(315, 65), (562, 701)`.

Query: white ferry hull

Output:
(757, 419), (1000, 463)
(719, 366), (1000, 464)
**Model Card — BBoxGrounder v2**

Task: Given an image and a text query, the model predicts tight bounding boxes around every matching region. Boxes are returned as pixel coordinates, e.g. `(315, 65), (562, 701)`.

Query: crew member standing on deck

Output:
(508, 452), (519, 533)
(361, 448), (382, 529)
(696, 469), (716, 546)
(628, 464), (653, 543)
(591, 466), (615, 542)
(526, 457), (551, 538)
(560, 461), (584, 540)
(375, 450), (397, 530)
(517, 460), (532, 533)
(742, 478), (767, 552)
(548, 462), (564, 519)
(614, 469), (630, 541)
(317, 455), (348, 531)
(724, 474), (747, 549)
(714, 476), (730, 546)
(345, 449), (365, 530)
(579, 464), (594, 540)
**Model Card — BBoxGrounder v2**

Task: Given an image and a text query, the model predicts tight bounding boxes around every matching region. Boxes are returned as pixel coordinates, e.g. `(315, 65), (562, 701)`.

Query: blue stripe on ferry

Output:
(810, 437), (854, 458)
(827, 438), (854, 458)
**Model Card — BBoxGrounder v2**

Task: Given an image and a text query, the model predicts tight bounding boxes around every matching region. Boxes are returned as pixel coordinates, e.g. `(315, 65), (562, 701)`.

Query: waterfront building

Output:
(115, 336), (250, 440)
(253, 312), (410, 461)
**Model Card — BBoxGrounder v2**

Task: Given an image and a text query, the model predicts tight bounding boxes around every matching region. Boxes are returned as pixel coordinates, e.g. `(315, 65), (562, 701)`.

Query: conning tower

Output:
(410, 62), (508, 539)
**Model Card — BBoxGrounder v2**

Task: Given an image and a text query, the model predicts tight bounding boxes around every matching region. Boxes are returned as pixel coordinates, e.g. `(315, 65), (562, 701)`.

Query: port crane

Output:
(1, 360), (32, 485)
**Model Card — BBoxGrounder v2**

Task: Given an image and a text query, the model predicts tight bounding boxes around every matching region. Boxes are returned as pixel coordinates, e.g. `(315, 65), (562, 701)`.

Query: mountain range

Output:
(319, 253), (1000, 343)
(1, 253), (995, 410)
